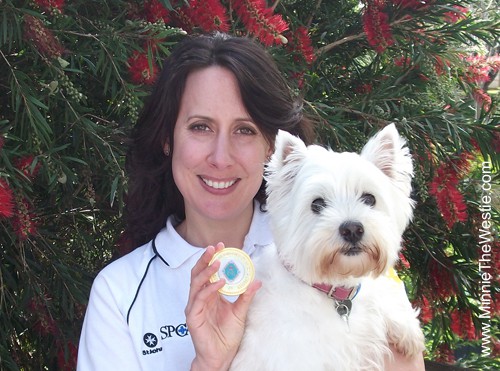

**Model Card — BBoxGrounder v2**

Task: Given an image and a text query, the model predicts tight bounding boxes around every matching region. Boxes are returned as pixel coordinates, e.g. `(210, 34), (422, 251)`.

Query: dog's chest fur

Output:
(231, 244), (402, 371)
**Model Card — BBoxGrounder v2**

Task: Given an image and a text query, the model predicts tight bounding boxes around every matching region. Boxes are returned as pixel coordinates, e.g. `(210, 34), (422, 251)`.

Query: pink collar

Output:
(312, 283), (361, 301)
(282, 262), (361, 301)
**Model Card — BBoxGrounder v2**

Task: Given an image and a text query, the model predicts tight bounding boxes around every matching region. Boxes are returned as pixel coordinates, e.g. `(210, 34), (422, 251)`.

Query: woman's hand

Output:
(186, 243), (261, 371)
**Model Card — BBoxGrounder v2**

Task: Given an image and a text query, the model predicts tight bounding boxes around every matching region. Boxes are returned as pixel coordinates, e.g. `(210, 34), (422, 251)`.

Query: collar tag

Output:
(335, 299), (352, 332)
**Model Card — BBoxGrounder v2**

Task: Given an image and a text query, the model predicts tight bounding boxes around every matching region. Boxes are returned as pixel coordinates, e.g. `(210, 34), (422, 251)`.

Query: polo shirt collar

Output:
(242, 202), (273, 257)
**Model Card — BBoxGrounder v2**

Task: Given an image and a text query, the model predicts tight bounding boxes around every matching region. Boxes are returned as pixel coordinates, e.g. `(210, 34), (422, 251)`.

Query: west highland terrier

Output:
(231, 124), (425, 370)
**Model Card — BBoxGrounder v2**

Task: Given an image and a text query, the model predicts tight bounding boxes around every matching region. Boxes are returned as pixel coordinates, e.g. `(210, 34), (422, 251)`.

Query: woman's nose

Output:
(208, 133), (234, 168)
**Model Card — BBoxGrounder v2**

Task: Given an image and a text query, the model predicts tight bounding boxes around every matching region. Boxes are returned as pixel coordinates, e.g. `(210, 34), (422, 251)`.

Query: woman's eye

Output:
(237, 126), (257, 135)
(189, 123), (210, 132)
(361, 193), (376, 207)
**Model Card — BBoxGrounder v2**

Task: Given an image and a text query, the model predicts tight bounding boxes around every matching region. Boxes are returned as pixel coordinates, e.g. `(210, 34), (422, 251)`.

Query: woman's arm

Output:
(77, 275), (141, 371)
(186, 243), (261, 371)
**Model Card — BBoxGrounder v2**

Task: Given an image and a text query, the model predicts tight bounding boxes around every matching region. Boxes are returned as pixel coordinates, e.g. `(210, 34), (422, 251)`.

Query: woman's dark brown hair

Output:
(125, 32), (315, 250)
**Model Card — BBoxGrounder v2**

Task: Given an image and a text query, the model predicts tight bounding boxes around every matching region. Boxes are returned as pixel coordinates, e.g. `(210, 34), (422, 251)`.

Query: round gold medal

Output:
(209, 247), (255, 296)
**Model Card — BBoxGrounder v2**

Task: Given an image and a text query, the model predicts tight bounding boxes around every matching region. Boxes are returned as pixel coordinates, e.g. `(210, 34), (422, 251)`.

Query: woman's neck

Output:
(175, 206), (254, 249)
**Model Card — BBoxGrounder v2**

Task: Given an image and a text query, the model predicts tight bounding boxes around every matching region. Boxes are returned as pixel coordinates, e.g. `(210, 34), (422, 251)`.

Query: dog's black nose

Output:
(339, 221), (364, 244)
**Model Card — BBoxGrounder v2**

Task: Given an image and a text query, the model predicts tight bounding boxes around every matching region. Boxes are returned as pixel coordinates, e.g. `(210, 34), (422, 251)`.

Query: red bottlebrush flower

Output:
(170, 7), (196, 33)
(15, 155), (41, 180)
(23, 15), (64, 59)
(434, 56), (451, 76)
(127, 51), (158, 85)
(429, 179), (468, 228)
(354, 83), (373, 94)
(415, 295), (433, 324)
(450, 308), (478, 340)
(429, 151), (473, 228)
(289, 71), (306, 89)
(434, 343), (455, 364)
(493, 338), (500, 358)
(472, 88), (492, 111)
(125, 1), (143, 20)
(418, 73), (430, 82)
(184, 0), (230, 33)
(57, 341), (78, 371)
(463, 55), (497, 85)
(394, 56), (412, 68)
(0, 179), (14, 218)
(143, 0), (170, 23)
(33, 0), (65, 12)
(12, 198), (37, 240)
(0, 135), (4, 151)
(444, 106), (459, 116)
(398, 251), (410, 269)
(28, 296), (59, 336)
(455, 151), (474, 173)
(234, 0), (289, 46)
(287, 26), (316, 65)
(362, 1), (394, 53)
(444, 6), (468, 23)
(428, 259), (457, 299)
(489, 55), (500, 74)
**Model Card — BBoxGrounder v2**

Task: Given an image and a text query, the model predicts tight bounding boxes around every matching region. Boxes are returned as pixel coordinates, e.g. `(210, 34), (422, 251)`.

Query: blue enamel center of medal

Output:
(223, 260), (240, 282)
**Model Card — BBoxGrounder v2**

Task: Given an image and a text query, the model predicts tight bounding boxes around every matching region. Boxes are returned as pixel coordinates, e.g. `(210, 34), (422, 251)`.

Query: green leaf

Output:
(27, 95), (48, 110)
(109, 175), (119, 207)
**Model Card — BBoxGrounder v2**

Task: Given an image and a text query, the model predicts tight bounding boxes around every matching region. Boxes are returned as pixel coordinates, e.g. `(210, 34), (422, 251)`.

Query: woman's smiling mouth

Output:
(201, 177), (238, 190)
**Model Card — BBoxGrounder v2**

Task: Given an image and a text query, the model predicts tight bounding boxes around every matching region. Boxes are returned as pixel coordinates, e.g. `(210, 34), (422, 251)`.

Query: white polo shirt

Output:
(77, 206), (272, 371)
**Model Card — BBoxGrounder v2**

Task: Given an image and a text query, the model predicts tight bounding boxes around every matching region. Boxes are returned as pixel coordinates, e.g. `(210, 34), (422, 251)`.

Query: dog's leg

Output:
(378, 276), (425, 357)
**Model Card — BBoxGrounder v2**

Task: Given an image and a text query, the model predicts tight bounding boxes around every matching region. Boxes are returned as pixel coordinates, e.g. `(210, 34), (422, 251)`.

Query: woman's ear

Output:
(266, 147), (274, 162)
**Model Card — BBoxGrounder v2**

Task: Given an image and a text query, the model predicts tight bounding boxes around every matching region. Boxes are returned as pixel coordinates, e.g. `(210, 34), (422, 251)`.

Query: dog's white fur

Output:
(230, 124), (425, 371)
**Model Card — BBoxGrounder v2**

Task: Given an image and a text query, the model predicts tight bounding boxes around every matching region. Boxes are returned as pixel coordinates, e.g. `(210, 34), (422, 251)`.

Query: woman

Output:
(77, 32), (424, 370)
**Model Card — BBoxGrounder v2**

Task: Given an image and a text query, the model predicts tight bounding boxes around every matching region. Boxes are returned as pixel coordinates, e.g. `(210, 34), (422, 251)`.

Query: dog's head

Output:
(265, 124), (414, 285)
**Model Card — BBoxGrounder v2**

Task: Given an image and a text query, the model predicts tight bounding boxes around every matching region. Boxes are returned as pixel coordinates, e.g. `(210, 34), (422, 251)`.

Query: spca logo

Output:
(160, 323), (189, 339)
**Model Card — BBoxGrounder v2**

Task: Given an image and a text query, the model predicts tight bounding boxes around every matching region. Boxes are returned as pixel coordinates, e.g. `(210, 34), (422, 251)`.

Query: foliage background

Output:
(0, 0), (499, 369)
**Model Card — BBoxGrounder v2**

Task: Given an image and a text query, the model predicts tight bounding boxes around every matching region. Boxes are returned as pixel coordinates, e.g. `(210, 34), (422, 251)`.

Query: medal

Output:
(209, 247), (255, 295)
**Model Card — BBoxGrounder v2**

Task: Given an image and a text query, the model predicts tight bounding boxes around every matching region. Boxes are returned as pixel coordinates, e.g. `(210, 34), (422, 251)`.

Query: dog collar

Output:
(282, 262), (359, 330)
(313, 283), (361, 331)
(282, 261), (361, 301)
(312, 283), (361, 301)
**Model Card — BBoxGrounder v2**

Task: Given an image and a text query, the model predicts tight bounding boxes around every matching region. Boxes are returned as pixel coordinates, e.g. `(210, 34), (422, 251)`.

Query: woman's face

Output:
(172, 66), (271, 225)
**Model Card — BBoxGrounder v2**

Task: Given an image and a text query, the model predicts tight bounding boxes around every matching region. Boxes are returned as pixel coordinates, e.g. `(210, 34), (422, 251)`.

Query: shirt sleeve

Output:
(77, 273), (142, 371)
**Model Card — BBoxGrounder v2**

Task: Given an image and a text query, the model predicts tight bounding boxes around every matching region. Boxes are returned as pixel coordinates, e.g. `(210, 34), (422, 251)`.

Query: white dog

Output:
(231, 124), (425, 371)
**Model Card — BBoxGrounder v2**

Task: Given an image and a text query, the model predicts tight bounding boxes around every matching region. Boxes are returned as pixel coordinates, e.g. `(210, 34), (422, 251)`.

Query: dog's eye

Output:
(311, 198), (327, 213)
(361, 193), (376, 207)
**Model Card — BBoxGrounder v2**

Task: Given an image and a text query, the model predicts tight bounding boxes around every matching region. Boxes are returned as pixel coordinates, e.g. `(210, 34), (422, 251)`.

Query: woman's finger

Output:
(186, 243), (227, 314)
(186, 277), (226, 319)
(190, 245), (216, 279)
(187, 262), (219, 309)
(189, 243), (225, 282)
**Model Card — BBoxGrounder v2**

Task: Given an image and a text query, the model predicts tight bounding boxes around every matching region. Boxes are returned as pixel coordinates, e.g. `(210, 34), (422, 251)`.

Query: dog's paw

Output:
(388, 322), (425, 357)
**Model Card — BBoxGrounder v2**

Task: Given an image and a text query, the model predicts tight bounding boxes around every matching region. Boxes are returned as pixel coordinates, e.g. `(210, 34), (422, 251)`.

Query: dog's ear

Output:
(270, 130), (307, 167)
(361, 123), (414, 197)
(265, 130), (307, 189)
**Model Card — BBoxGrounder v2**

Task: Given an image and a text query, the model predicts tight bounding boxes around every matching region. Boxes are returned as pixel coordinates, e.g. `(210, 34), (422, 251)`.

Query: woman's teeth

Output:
(203, 178), (236, 189)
